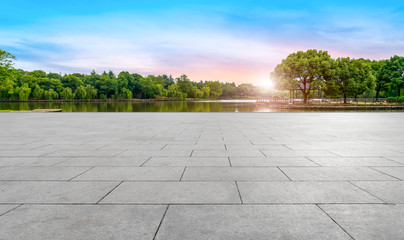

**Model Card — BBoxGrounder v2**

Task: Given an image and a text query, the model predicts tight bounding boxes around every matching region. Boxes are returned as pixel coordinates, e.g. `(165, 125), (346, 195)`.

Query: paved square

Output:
(0, 113), (403, 239)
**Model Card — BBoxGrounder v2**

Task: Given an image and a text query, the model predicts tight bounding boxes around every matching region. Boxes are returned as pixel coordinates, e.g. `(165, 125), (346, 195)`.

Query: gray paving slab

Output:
(181, 167), (289, 181)
(0, 205), (19, 216)
(330, 150), (403, 157)
(238, 181), (382, 203)
(0, 149), (58, 157)
(230, 157), (317, 166)
(156, 205), (352, 240)
(307, 157), (403, 166)
(280, 167), (398, 181)
(101, 182), (241, 204)
(100, 144), (165, 150)
(0, 167), (91, 180)
(55, 157), (149, 167)
(352, 181), (404, 203)
(0, 205), (167, 240)
(144, 157), (230, 166)
(73, 167), (184, 181)
(262, 150), (338, 157)
(0, 157), (71, 167)
(45, 149), (125, 157)
(117, 149), (192, 157)
(383, 157), (404, 164)
(192, 150), (265, 157)
(372, 167), (404, 180)
(1, 113), (404, 239)
(0, 181), (119, 203)
(320, 204), (404, 240)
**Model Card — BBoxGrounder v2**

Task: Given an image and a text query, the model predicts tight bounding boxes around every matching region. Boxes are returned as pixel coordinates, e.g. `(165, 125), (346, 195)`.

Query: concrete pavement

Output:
(0, 113), (403, 239)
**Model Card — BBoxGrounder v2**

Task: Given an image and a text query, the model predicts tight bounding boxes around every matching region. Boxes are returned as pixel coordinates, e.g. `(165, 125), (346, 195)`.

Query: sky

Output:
(0, 1), (403, 85)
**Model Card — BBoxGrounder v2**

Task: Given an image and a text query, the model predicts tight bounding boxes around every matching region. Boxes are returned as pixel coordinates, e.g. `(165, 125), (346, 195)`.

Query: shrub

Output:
(398, 96), (404, 103)
(386, 97), (398, 103)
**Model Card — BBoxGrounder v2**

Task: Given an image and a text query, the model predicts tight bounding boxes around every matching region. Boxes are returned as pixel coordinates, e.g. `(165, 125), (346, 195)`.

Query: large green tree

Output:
(271, 49), (333, 103)
(325, 58), (375, 103)
(382, 56), (404, 96)
(371, 60), (389, 101)
(0, 49), (17, 99)
(206, 81), (223, 98)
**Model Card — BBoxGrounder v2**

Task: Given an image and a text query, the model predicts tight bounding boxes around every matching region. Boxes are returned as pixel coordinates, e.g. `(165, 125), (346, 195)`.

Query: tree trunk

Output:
(376, 87), (381, 101)
(343, 94), (347, 104)
(303, 91), (309, 104)
(398, 88), (401, 97)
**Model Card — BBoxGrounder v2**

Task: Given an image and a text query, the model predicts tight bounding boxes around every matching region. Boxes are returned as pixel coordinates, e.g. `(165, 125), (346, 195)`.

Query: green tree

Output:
(17, 83), (31, 101)
(202, 86), (210, 98)
(346, 59), (375, 101)
(47, 72), (62, 80)
(222, 83), (237, 97)
(237, 84), (255, 97)
(39, 78), (63, 92)
(206, 81), (223, 98)
(85, 85), (98, 100)
(62, 75), (83, 92)
(271, 49), (333, 103)
(60, 87), (74, 100)
(32, 85), (44, 100)
(383, 56), (404, 96)
(371, 60), (389, 101)
(74, 86), (87, 99)
(28, 70), (47, 78)
(325, 58), (375, 103)
(0, 49), (17, 100)
(176, 75), (194, 97)
(119, 88), (133, 99)
(44, 89), (58, 100)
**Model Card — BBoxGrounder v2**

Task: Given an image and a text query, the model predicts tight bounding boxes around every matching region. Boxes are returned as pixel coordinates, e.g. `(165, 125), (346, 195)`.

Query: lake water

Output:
(1, 100), (403, 112)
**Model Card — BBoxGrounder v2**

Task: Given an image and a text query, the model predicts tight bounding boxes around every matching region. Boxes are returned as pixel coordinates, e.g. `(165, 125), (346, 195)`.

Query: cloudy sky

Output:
(1, 0), (403, 85)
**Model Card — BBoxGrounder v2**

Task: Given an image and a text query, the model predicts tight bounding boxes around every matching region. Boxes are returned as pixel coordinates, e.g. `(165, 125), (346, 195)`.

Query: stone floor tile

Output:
(101, 182), (240, 204)
(372, 167), (404, 180)
(262, 150), (338, 157)
(144, 157), (230, 167)
(352, 181), (404, 203)
(320, 204), (404, 240)
(230, 157), (317, 166)
(45, 149), (125, 157)
(280, 167), (398, 181)
(0, 205), (167, 240)
(0, 205), (19, 216)
(238, 181), (382, 203)
(156, 205), (352, 240)
(0, 167), (91, 180)
(0, 181), (119, 203)
(181, 167), (289, 181)
(0, 157), (71, 167)
(307, 157), (403, 166)
(56, 157), (149, 167)
(73, 167), (184, 181)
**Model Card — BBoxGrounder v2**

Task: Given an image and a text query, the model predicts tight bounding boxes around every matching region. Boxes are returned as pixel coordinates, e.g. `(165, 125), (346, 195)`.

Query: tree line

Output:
(271, 49), (404, 103)
(0, 49), (273, 101)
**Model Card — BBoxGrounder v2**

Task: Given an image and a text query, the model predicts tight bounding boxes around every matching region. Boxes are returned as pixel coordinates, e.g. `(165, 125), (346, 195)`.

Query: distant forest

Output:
(0, 49), (282, 101)
(1, 49), (403, 102)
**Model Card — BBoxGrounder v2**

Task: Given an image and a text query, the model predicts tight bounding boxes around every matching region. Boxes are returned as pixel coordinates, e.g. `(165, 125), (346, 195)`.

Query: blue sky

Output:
(1, 0), (403, 84)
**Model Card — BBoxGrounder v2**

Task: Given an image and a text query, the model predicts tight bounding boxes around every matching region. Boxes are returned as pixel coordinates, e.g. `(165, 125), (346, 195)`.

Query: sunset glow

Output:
(0, 1), (403, 85)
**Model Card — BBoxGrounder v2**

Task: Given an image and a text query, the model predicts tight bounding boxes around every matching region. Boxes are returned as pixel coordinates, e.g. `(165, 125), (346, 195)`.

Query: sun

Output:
(258, 78), (274, 90)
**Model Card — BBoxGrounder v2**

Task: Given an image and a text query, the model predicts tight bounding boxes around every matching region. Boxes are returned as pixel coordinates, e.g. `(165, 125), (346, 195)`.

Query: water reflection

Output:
(0, 101), (403, 112)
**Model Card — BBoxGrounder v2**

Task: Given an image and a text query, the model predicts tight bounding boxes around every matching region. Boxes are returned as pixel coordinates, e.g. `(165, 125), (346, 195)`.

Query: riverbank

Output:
(1, 100), (404, 112)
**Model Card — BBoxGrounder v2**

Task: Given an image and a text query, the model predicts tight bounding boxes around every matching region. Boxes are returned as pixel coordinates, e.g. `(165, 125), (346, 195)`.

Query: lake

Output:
(1, 100), (403, 112)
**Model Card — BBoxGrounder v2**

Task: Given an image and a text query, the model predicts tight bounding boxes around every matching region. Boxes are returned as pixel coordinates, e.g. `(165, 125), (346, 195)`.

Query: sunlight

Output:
(258, 78), (274, 90)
